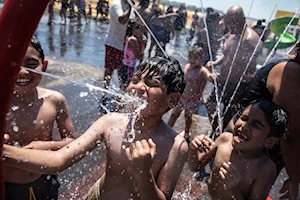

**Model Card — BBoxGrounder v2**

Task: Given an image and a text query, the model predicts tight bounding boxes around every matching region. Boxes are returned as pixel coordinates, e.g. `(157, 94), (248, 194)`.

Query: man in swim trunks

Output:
(205, 5), (263, 135)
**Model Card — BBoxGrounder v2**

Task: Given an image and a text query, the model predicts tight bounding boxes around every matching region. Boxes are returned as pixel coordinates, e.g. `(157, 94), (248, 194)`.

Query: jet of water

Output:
(21, 66), (148, 141)
(199, 0), (223, 134)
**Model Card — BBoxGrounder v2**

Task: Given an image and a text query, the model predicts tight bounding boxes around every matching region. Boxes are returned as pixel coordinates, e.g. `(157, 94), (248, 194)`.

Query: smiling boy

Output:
(4, 36), (76, 200)
(3, 56), (188, 200)
(188, 99), (287, 200)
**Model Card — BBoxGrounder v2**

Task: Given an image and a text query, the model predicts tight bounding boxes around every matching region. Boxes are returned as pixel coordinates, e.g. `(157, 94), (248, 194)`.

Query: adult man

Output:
(102, 0), (133, 89)
(206, 5), (263, 134)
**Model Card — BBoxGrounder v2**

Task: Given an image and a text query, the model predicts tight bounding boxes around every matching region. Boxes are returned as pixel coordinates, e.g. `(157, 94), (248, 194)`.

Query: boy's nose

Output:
(18, 67), (30, 74)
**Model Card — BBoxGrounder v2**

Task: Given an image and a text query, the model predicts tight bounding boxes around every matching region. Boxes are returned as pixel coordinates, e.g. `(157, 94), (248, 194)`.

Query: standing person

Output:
(4, 36), (76, 200)
(189, 99), (288, 199)
(165, 4), (175, 40)
(76, 0), (88, 25)
(168, 46), (218, 141)
(186, 9), (199, 45)
(87, 1), (93, 20)
(47, 0), (56, 25)
(149, 8), (176, 57)
(205, 5), (263, 134)
(101, 0), (133, 90)
(60, 0), (69, 25)
(3, 57), (188, 200)
(135, 0), (152, 27)
(173, 4), (186, 47)
(119, 22), (146, 90)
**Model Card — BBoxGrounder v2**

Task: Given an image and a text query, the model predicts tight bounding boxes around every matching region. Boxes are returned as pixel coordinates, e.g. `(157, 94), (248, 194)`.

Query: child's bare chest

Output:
(6, 102), (57, 145)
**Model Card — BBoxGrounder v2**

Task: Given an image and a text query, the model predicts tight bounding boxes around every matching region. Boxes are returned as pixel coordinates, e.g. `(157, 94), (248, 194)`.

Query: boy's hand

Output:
(190, 134), (214, 153)
(125, 139), (156, 176)
(23, 141), (49, 150)
(219, 162), (241, 192)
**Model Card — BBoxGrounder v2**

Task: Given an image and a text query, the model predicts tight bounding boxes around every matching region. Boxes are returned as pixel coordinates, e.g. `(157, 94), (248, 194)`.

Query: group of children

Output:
(1, 35), (290, 200)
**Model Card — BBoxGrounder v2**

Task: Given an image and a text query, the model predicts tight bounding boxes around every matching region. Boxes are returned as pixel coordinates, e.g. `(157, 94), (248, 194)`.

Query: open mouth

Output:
(234, 131), (250, 143)
(16, 78), (32, 86)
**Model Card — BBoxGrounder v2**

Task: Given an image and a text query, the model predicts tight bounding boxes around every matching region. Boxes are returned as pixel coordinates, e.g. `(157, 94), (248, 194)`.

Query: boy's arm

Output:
(23, 138), (74, 151)
(201, 66), (219, 84)
(188, 134), (216, 172)
(155, 136), (188, 200)
(55, 92), (76, 139)
(3, 115), (108, 174)
(249, 160), (276, 200)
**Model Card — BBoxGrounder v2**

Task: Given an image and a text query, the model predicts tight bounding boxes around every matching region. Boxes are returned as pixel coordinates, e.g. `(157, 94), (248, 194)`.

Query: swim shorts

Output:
(104, 45), (124, 70)
(5, 174), (60, 200)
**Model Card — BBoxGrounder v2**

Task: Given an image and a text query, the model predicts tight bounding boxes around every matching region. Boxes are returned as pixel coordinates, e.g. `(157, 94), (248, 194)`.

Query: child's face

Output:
(127, 71), (170, 116)
(232, 104), (271, 150)
(14, 46), (47, 95)
(188, 54), (202, 68)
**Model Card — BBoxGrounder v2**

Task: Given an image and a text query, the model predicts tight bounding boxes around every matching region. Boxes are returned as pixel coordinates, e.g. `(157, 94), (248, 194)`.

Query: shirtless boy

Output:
(205, 5), (263, 134)
(4, 36), (76, 199)
(168, 45), (218, 141)
(3, 56), (188, 200)
(188, 99), (287, 199)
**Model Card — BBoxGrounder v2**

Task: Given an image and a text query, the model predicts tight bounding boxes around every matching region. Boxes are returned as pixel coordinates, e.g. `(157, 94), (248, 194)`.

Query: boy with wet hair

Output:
(4, 36), (76, 200)
(188, 99), (288, 200)
(3, 56), (188, 200)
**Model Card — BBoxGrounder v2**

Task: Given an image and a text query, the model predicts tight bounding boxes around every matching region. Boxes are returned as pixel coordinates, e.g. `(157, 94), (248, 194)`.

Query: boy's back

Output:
(4, 87), (75, 184)
(208, 133), (276, 199)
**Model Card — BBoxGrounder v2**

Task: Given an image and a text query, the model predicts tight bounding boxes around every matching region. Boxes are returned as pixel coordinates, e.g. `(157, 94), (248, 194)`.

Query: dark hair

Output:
(189, 45), (204, 57)
(30, 36), (45, 62)
(248, 99), (288, 138)
(135, 56), (186, 95)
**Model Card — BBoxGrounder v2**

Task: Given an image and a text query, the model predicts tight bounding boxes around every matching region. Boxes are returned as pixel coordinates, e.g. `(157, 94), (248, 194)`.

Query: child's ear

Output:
(42, 60), (48, 72)
(168, 92), (181, 108)
(264, 137), (279, 148)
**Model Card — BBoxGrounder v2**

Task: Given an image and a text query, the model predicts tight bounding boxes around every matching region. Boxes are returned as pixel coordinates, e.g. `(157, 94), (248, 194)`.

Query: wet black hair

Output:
(134, 56), (186, 95)
(30, 36), (45, 63)
(189, 45), (204, 57)
(248, 99), (288, 138)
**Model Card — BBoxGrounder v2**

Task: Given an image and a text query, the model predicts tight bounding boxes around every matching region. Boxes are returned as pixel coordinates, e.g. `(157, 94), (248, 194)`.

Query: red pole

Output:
(0, 0), (48, 199)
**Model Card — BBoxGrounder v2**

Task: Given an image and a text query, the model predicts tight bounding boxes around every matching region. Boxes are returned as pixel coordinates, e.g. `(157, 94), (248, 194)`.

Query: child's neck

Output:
(134, 114), (163, 133)
(232, 148), (263, 159)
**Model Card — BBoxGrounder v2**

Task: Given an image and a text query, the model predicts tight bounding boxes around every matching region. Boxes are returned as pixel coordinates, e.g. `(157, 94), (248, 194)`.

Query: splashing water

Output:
(21, 66), (148, 142)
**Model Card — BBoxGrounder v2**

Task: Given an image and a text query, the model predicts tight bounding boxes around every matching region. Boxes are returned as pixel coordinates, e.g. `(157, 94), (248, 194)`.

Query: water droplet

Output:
(33, 120), (37, 124)
(13, 142), (21, 148)
(11, 105), (19, 111)
(13, 126), (19, 132)
(40, 120), (44, 124)
(79, 92), (88, 97)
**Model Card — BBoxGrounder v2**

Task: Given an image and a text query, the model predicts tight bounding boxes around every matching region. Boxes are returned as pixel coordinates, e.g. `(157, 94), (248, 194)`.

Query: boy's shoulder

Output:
(216, 132), (233, 145)
(37, 87), (67, 103)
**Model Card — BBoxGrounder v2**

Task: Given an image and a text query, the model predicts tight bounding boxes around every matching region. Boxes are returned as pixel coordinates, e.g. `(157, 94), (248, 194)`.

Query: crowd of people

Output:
(1, 0), (300, 200)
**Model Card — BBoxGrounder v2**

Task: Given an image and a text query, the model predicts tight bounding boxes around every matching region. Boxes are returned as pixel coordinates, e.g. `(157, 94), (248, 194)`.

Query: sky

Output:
(173, 0), (300, 20)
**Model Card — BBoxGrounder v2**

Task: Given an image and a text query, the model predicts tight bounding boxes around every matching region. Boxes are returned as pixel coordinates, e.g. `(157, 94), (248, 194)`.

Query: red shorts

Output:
(105, 45), (124, 70)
